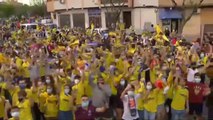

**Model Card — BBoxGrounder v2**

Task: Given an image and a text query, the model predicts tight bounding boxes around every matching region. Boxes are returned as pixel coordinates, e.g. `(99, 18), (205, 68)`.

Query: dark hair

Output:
(81, 94), (88, 98)
(130, 84), (135, 91)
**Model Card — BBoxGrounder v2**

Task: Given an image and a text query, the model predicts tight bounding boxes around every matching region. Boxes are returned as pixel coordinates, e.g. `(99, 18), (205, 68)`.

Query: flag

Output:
(91, 23), (94, 30)
(155, 25), (169, 42)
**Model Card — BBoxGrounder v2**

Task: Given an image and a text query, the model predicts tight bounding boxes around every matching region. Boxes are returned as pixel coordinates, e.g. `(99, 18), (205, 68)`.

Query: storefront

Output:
(88, 9), (101, 28)
(159, 8), (182, 33)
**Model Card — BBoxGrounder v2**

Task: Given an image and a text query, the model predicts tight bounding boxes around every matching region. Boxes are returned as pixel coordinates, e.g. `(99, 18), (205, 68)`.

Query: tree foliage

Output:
(0, 1), (48, 18)
(170, 0), (204, 33)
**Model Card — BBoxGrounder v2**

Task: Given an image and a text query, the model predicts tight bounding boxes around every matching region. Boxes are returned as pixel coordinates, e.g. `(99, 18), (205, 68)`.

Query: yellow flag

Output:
(155, 25), (169, 41)
(91, 23), (94, 30)
(155, 25), (162, 34)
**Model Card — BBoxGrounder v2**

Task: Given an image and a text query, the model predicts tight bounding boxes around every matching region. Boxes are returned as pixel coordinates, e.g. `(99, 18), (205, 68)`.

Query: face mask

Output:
(195, 78), (201, 83)
(162, 77), (167, 83)
(200, 53), (204, 58)
(81, 101), (89, 108)
(115, 59), (119, 62)
(64, 89), (70, 94)
(47, 88), (52, 94)
(167, 58), (171, 62)
(110, 65), (115, 71)
(176, 67), (180, 71)
(46, 79), (51, 84)
(127, 91), (134, 96)
(0, 77), (3, 82)
(38, 82), (42, 86)
(120, 80), (125, 86)
(74, 79), (80, 84)
(19, 84), (26, 89)
(146, 85), (152, 90)
(11, 112), (20, 118)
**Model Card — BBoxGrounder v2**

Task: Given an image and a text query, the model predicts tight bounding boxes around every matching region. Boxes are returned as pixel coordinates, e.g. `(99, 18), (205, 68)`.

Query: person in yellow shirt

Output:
(72, 75), (86, 106)
(58, 84), (74, 120)
(42, 85), (58, 120)
(37, 80), (47, 120)
(16, 90), (33, 120)
(0, 94), (7, 120)
(134, 79), (145, 120)
(171, 77), (189, 120)
(9, 106), (20, 120)
(143, 82), (158, 120)
(22, 59), (31, 87)
(6, 79), (33, 106)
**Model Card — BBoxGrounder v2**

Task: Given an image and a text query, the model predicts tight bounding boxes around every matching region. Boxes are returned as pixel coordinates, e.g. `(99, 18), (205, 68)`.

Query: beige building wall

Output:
(201, 8), (213, 24)
(182, 14), (201, 39)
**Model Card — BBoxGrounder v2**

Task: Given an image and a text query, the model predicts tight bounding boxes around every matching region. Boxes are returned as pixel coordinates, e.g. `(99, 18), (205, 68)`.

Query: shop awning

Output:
(159, 9), (182, 19)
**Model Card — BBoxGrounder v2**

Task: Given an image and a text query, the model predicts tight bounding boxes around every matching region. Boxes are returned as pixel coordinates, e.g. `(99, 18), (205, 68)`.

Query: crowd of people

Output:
(0, 22), (212, 120)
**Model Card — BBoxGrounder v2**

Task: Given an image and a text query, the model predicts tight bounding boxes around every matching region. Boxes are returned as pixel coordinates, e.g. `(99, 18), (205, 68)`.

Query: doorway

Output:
(123, 11), (132, 29)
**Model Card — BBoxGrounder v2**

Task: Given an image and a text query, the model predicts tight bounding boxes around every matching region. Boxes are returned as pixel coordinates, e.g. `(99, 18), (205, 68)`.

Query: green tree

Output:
(0, 3), (15, 18)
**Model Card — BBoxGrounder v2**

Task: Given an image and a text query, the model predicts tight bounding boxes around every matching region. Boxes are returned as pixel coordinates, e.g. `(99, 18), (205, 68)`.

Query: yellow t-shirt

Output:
(144, 89), (158, 113)
(15, 57), (23, 76)
(0, 82), (6, 96)
(39, 92), (48, 113)
(136, 82), (145, 110)
(22, 61), (30, 78)
(167, 72), (174, 99)
(129, 66), (140, 81)
(83, 72), (93, 97)
(0, 96), (5, 118)
(171, 86), (189, 110)
(156, 89), (165, 105)
(10, 87), (32, 106)
(72, 81), (85, 105)
(17, 99), (33, 120)
(150, 69), (156, 84)
(44, 94), (58, 118)
(59, 92), (72, 111)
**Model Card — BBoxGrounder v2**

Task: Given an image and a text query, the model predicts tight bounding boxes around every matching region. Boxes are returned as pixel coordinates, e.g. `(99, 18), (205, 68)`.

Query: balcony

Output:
(46, 0), (55, 12)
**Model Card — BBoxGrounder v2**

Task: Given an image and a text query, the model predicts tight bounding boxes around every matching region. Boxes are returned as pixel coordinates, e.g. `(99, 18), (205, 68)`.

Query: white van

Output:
(20, 23), (38, 30)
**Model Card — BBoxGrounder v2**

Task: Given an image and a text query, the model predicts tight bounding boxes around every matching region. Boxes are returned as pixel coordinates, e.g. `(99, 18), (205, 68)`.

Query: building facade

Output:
(47, 0), (213, 39)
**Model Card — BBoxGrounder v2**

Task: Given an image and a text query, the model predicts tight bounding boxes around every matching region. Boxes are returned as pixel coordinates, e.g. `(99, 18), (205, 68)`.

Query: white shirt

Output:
(122, 94), (140, 120)
(187, 68), (198, 82)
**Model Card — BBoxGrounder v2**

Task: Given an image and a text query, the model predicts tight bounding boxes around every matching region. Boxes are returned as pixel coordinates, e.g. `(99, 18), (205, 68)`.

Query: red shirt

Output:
(187, 82), (205, 103)
(172, 38), (177, 45)
(75, 103), (96, 120)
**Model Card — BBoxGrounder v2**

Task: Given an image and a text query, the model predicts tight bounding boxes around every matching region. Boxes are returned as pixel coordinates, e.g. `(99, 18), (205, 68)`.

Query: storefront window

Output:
(105, 12), (117, 29)
(88, 9), (101, 28)
(59, 14), (71, 28)
(73, 13), (85, 28)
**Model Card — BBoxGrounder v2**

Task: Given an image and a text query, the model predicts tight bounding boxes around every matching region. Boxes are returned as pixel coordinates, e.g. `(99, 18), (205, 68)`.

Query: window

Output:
(105, 12), (117, 29)
(73, 13), (85, 28)
(59, 14), (71, 28)
(88, 9), (101, 28)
